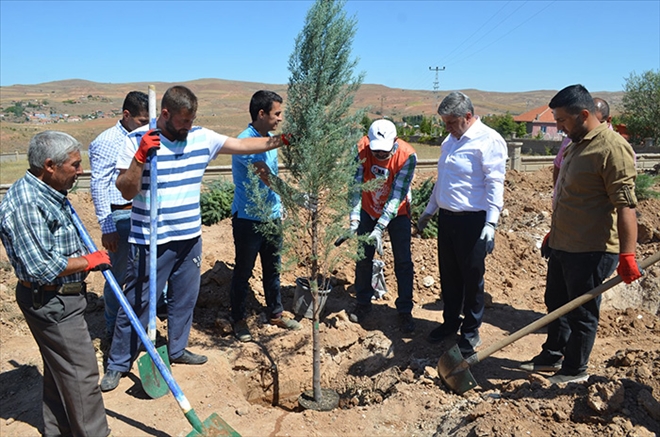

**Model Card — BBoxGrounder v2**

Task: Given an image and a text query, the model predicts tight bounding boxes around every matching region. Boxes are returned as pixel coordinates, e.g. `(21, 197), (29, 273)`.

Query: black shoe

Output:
(458, 333), (482, 358)
(349, 304), (372, 323)
(100, 369), (124, 392)
(519, 351), (563, 372)
(547, 369), (589, 384)
(170, 349), (207, 365)
(427, 323), (459, 343)
(398, 313), (416, 333)
(156, 305), (168, 321)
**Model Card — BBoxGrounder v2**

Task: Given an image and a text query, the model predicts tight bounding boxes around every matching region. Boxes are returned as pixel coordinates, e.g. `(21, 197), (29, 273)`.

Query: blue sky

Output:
(1, 1), (658, 92)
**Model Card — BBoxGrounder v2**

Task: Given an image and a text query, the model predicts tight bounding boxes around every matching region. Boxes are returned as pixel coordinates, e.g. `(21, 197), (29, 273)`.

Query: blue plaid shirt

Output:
(0, 171), (88, 285)
(89, 120), (131, 234)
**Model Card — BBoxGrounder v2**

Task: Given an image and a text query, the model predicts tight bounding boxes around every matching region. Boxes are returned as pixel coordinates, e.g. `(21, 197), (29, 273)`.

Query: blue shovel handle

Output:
(67, 200), (205, 435)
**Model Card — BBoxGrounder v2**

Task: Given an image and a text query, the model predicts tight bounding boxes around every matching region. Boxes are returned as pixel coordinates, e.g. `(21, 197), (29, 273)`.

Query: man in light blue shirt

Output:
(89, 91), (149, 337)
(418, 91), (507, 357)
(230, 90), (300, 342)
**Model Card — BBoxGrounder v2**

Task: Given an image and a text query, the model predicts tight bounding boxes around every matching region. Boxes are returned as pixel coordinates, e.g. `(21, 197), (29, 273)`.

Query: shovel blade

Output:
(137, 345), (170, 399)
(437, 344), (478, 395)
(186, 413), (241, 437)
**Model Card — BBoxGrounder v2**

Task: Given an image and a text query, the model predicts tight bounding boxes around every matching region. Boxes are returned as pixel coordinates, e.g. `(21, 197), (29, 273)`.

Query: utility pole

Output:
(429, 66), (446, 131)
(429, 66), (446, 108)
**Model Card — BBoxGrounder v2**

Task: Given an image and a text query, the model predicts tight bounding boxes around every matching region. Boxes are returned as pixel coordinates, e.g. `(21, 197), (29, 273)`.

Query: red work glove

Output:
(617, 253), (642, 284)
(280, 133), (293, 146)
(541, 232), (551, 259)
(82, 251), (112, 272)
(134, 129), (161, 164)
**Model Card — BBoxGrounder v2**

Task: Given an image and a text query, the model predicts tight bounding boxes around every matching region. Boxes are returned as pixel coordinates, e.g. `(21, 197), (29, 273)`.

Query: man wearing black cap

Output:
(348, 119), (417, 333)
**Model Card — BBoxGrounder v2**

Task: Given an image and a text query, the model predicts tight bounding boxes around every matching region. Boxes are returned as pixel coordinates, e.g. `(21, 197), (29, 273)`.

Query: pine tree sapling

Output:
(277, 0), (366, 410)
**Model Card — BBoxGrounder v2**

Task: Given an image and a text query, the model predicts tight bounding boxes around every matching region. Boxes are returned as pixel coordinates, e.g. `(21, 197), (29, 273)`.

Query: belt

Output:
(111, 203), (132, 211)
(19, 280), (85, 295)
(439, 208), (483, 216)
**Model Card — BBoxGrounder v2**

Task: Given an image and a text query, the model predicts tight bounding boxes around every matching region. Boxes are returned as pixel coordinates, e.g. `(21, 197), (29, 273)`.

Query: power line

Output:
(449, 1), (555, 67)
(439, 1), (514, 66)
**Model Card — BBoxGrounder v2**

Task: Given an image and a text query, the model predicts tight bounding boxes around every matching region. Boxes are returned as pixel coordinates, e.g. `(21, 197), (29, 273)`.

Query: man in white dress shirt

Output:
(417, 91), (507, 357)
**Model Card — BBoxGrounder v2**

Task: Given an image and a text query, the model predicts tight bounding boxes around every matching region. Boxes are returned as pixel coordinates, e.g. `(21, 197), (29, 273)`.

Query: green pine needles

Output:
(276, 0), (367, 283)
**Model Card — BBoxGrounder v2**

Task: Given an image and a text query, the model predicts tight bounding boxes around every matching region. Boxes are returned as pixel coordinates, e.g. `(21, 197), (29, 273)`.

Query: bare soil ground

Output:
(1, 166), (659, 437)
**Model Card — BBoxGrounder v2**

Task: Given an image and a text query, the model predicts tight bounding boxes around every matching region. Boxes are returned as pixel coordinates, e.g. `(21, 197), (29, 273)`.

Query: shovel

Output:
(68, 200), (240, 436)
(136, 85), (171, 399)
(438, 250), (660, 395)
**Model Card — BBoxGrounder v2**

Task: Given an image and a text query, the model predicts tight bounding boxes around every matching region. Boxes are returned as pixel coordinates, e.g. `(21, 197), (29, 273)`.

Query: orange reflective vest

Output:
(357, 136), (414, 219)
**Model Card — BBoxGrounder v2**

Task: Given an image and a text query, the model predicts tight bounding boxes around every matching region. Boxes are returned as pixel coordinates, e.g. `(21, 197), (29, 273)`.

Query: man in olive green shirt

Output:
(521, 84), (641, 384)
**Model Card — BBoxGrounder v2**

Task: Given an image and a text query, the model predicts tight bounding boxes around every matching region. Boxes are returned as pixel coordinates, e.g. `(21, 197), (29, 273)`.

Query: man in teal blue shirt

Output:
(230, 90), (300, 341)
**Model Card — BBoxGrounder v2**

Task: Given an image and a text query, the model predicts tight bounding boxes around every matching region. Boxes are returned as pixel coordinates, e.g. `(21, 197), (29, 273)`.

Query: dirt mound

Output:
(0, 167), (658, 436)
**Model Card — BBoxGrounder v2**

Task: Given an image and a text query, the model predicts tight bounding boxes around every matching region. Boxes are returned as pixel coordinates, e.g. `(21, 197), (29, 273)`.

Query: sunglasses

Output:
(372, 150), (392, 160)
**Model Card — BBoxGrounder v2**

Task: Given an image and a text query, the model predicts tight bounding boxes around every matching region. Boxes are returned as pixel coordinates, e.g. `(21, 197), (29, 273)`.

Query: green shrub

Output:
(200, 179), (235, 226)
(635, 173), (660, 200)
(411, 177), (438, 238)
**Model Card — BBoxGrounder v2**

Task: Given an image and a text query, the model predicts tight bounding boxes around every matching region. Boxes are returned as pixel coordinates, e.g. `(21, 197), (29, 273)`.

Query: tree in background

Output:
(482, 112), (524, 139)
(621, 69), (660, 145)
(251, 0), (366, 410)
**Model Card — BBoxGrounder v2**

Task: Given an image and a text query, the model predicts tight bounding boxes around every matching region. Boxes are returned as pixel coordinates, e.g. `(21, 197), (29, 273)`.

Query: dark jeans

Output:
(108, 237), (202, 372)
(436, 210), (487, 339)
(103, 209), (131, 337)
(542, 249), (617, 374)
(230, 216), (283, 321)
(354, 209), (414, 313)
(16, 283), (109, 437)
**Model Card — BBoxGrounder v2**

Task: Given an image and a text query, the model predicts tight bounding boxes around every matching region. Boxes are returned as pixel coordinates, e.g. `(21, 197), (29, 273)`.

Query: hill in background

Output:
(0, 78), (624, 154)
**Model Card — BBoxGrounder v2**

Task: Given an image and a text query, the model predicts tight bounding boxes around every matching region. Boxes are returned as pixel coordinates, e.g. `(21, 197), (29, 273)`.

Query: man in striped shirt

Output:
(100, 85), (288, 392)
(0, 131), (111, 436)
(89, 91), (149, 338)
(348, 119), (417, 334)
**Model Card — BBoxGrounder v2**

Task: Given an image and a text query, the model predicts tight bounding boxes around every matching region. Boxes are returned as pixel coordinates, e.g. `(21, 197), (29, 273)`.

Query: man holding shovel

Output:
(521, 84), (641, 384)
(0, 131), (111, 436)
(101, 85), (289, 392)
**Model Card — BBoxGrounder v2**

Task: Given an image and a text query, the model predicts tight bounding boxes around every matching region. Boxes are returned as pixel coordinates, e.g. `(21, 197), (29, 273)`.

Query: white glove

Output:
(480, 222), (496, 254)
(368, 227), (384, 256)
(417, 212), (433, 233)
(350, 220), (360, 233)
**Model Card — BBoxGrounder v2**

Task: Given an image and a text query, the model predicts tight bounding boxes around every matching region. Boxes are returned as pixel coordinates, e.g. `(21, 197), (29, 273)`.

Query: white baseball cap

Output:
(368, 119), (397, 152)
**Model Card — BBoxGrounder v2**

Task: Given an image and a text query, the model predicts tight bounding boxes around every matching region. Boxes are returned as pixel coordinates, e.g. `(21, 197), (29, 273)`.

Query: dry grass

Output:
(4, 78), (617, 155)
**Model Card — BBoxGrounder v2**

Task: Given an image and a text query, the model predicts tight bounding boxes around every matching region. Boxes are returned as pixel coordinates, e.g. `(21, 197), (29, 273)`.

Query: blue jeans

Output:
(103, 210), (131, 337)
(230, 216), (283, 321)
(542, 249), (617, 374)
(354, 210), (414, 313)
(107, 237), (202, 372)
(436, 210), (487, 339)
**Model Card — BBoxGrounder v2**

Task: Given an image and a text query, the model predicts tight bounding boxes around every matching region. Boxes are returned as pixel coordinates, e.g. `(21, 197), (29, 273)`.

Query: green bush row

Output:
(200, 179), (235, 226)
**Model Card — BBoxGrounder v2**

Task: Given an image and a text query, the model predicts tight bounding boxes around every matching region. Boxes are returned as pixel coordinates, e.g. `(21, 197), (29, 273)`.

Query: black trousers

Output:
(543, 250), (617, 374)
(16, 283), (109, 437)
(436, 210), (487, 338)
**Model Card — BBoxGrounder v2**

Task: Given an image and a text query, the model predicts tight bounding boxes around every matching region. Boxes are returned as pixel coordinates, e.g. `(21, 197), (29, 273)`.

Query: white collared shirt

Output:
(424, 117), (507, 224)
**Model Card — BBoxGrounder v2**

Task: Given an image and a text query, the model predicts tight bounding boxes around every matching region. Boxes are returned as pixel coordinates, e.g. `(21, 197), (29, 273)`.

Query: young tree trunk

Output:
(310, 209), (322, 402)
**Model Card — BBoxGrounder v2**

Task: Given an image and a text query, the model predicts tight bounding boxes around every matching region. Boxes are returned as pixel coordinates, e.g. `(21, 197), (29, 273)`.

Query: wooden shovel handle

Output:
(472, 250), (660, 364)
